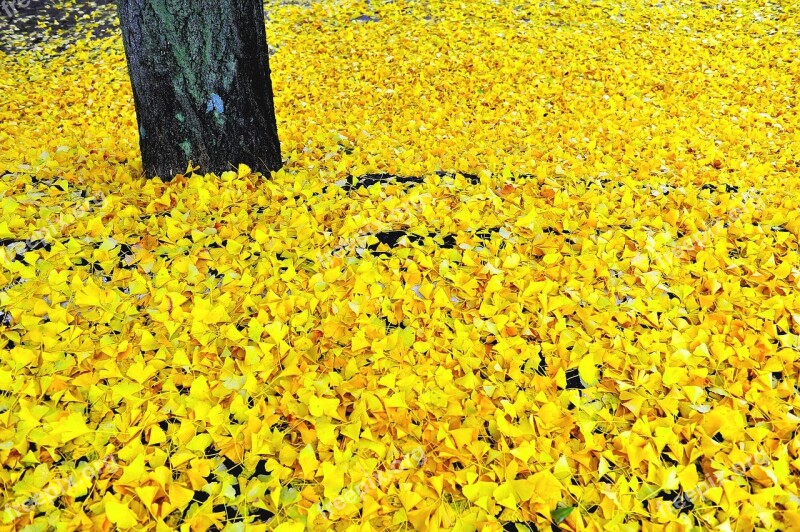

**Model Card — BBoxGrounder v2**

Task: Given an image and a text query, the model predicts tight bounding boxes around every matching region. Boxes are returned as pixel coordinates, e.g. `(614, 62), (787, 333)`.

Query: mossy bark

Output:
(117, 0), (282, 179)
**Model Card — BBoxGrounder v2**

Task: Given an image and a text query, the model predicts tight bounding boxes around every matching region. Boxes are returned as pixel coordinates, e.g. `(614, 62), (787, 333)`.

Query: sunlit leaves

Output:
(1, 0), (800, 530)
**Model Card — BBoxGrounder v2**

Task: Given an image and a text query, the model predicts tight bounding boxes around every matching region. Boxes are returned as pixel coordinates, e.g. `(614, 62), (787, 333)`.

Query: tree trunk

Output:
(117, 0), (282, 179)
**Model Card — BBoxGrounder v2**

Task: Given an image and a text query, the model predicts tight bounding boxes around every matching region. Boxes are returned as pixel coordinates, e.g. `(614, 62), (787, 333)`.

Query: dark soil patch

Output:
(0, 0), (118, 55)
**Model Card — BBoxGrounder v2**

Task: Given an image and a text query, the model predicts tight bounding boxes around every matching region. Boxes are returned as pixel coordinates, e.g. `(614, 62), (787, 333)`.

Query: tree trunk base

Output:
(118, 0), (282, 179)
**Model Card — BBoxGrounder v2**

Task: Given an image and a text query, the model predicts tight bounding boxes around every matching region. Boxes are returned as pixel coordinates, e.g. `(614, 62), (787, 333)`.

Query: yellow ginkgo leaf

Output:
(298, 444), (319, 479)
(103, 494), (139, 529)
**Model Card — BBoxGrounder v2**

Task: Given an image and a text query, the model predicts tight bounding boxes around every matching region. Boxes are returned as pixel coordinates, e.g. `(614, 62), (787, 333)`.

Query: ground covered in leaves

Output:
(2, 0), (800, 530)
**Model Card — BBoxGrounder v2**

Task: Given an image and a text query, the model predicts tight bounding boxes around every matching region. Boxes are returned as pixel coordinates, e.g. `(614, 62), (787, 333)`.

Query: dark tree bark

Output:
(117, 0), (282, 179)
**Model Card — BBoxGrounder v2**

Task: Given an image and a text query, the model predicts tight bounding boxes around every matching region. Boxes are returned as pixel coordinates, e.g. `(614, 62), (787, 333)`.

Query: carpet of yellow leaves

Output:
(1, 0), (800, 530)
